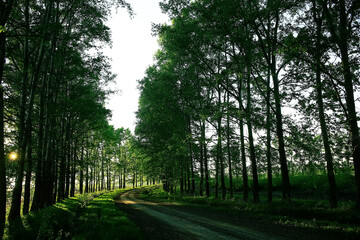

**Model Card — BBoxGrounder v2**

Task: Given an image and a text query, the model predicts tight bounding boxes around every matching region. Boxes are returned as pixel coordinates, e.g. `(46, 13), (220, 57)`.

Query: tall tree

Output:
(0, 0), (16, 234)
(319, 0), (360, 209)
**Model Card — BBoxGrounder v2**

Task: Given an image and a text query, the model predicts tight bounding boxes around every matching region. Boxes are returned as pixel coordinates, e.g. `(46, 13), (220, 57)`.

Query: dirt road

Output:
(115, 188), (285, 240)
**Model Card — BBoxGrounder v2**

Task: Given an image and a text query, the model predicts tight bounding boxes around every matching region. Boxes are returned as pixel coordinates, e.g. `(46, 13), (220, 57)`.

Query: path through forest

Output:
(115, 188), (284, 240)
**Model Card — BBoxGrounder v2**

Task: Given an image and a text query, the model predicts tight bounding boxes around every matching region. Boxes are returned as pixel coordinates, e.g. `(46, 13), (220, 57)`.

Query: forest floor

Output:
(3, 185), (359, 239)
(115, 186), (360, 240)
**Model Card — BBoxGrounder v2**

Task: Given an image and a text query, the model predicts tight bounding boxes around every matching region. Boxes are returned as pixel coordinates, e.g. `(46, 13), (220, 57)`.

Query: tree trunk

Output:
(312, 1), (337, 208)
(65, 117), (71, 198)
(188, 118), (195, 194)
(180, 162), (184, 194)
(70, 142), (76, 197)
(238, 75), (249, 202)
(57, 117), (66, 201)
(0, 32), (5, 235)
(119, 172), (122, 189)
(187, 162), (190, 193)
(199, 126), (204, 196)
(226, 81), (233, 199)
(335, 0), (360, 209)
(266, 68), (272, 203)
(202, 120), (210, 197)
(85, 149), (89, 193)
(123, 166), (126, 188)
(0, 0), (15, 231)
(52, 141), (58, 204)
(79, 145), (84, 194)
(217, 86), (226, 200)
(18, 0), (31, 211)
(90, 164), (93, 192)
(22, 122), (32, 214)
(271, 17), (291, 201)
(246, 71), (259, 203)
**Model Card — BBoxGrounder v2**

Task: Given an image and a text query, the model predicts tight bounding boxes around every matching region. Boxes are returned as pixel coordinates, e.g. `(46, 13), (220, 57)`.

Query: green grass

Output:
(3, 189), (142, 240)
(72, 189), (142, 240)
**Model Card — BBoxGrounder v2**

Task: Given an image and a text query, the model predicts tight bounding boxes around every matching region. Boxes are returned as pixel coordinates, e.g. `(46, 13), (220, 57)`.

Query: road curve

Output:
(115, 188), (284, 240)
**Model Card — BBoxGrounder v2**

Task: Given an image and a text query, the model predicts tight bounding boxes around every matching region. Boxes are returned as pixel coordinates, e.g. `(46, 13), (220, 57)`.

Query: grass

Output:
(3, 189), (142, 240)
(72, 189), (142, 240)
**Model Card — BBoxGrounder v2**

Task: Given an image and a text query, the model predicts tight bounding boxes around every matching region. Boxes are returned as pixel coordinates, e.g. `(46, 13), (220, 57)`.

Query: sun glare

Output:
(9, 152), (18, 160)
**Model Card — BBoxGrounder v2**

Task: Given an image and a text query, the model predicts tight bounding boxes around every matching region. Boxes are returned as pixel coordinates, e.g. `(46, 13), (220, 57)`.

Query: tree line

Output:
(135, 0), (360, 209)
(0, 0), (149, 237)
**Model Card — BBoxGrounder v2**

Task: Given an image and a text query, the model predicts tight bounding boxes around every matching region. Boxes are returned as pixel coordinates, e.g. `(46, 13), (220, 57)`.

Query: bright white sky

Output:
(104, 0), (169, 133)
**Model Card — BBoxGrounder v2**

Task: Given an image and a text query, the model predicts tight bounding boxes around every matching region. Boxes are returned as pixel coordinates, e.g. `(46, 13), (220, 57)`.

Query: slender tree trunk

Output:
(123, 166), (126, 188)
(101, 148), (104, 190)
(52, 140), (58, 204)
(312, 1), (337, 208)
(202, 120), (210, 197)
(237, 75), (249, 202)
(271, 15), (291, 201)
(90, 164), (93, 192)
(57, 117), (66, 201)
(187, 163), (190, 193)
(119, 172), (122, 189)
(44, 129), (54, 207)
(215, 139), (219, 198)
(217, 85), (226, 200)
(43, 68), (56, 207)
(266, 68), (272, 203)
(79, 145), (84, 194)
(199, 128), (204, 196)
(180, 162), (184, 194)
(85, 148), (89, 193)
(0, 31), (5, 234)
(335, 0), (360, 209)
(22, 122), (32, 214)
(113, 171), (116, 190)
(31, 74), (47, 211)
(272, 71), (291, 202)
(107, 164), (110, 190)
(53, 160), (58, 204)
(226, 81), (233, 199)
(65, 118), (71, 198)
(70, 142), (76, 197)
(188, 118), (195, 194)
(246, 71), (259, 203)
(18, 0), (30, 209)
(0, 33), (4, 231)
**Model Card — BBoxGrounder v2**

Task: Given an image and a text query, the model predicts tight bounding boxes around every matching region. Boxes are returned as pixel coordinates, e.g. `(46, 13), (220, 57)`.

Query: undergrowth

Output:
(3, 189), (141, 240)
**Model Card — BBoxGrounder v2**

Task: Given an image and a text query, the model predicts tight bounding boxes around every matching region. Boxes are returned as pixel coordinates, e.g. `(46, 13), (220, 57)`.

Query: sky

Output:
(103, 0), (170, 133)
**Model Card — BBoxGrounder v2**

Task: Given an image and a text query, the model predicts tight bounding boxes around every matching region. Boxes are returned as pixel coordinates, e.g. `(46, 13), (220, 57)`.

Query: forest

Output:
(136, 0), (359, 207)
(1, 0), (360, 239)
